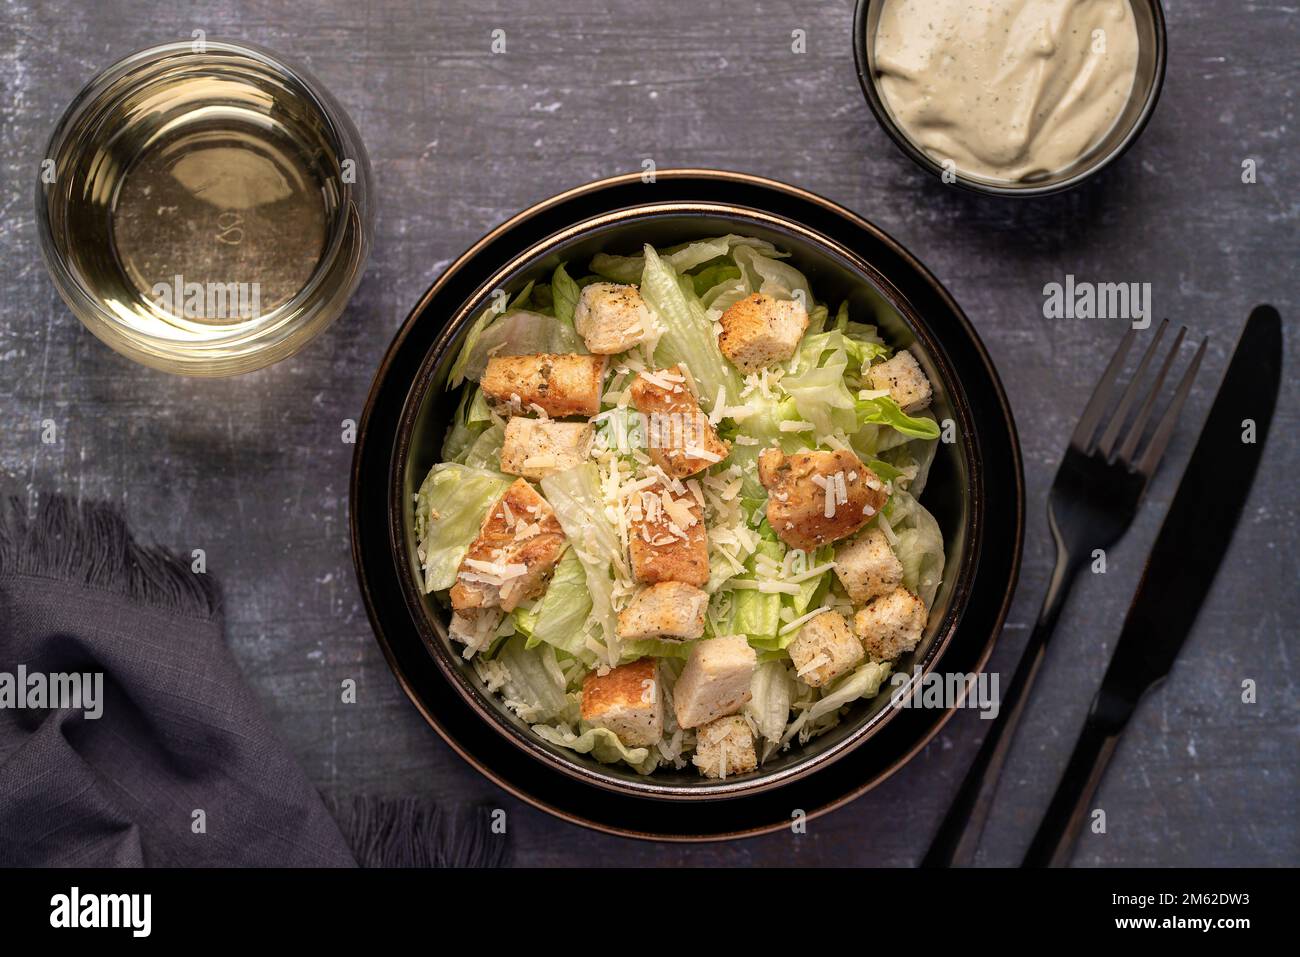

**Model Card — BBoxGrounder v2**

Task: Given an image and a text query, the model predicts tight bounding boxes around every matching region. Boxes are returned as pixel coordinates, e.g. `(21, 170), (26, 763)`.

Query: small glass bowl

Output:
(853, 0), (1168, 197)
(36, 39), (373, 375)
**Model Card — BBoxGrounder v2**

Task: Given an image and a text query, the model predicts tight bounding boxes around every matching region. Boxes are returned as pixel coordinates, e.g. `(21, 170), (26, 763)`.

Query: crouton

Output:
(758, 447), (888, 551)
(499, 418), (594, 480)
(834, 527), (903, 603)
(717, 293), (809, 372)
(628, 366), (730, 478)
(449, 479), (566, 614)
(788, 611), (864, 688)
(854, 588), (928, 662)
(692, 715), (758, 779)
(573, 282), (658, 355)
(616, 581), (708, 640)
(627, 482), (709, 587)
(581, 658), (663, 747)
(868, 351), (932, 413)
(480, 353), (606, 418)
(673, 634), (756, 729)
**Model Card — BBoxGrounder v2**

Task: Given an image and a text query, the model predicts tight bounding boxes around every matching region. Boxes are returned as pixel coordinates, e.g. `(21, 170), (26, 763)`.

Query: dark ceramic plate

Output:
(351, 171), (1024, 838)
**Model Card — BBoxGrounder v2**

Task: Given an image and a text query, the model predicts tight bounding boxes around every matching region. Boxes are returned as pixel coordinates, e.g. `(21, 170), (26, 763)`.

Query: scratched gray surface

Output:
(1, 0), (1296, 867)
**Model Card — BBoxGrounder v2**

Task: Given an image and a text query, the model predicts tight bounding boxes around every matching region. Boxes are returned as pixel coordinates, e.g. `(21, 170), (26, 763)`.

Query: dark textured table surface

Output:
(2, 1), (1296, 867)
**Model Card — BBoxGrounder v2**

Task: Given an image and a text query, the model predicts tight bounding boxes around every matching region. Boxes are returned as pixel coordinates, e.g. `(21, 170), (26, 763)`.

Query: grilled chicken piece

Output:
(758, 447), (887, 551)
(628, 365), (730, 478)
(580, 658), (664, 746)
(449, 479), (566, 614)
(627, 481), (709, 588)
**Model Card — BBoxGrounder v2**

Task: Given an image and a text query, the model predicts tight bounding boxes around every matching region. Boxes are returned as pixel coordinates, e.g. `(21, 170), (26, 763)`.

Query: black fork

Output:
(923, 321), (1207, 868)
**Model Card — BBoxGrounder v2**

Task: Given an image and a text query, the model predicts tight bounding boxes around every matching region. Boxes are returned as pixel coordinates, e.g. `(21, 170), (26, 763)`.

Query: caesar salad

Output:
(414, 235), (946, 779)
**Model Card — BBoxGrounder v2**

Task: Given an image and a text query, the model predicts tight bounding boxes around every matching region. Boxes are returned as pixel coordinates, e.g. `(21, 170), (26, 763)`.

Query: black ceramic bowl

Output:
(853, 0), (1167, 197)
(352, 171), (1024, 832)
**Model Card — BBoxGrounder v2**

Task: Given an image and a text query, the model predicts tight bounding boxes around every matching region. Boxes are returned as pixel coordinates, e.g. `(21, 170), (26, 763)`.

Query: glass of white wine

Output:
(37, 39), (373, 376)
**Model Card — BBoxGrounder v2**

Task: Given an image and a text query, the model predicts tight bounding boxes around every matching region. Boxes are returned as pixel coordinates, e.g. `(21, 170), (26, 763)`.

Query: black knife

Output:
(1022, 305), (1283, 868)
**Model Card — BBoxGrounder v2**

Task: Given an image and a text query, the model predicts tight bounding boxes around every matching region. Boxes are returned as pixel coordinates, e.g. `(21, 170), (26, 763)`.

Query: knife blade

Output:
(1023, 304), (1282, 868)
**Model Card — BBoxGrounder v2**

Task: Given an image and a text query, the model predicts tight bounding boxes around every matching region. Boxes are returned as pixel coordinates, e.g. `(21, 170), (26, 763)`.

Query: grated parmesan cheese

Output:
(784, 560), (836, 584)
(876, 511), (898, 546)
(779, 605), (832, 636)
(639, 369), (680, 390)
(795, 653), (830, 678)
(682, 445), (723, 463)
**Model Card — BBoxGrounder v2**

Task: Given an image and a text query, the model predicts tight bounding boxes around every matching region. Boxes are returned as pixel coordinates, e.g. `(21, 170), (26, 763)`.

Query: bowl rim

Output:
(349, 168), (1026, 837)
(851, 0), (1168, 198)
(386, 200), (985, 800)
(34, 37), (373, 374)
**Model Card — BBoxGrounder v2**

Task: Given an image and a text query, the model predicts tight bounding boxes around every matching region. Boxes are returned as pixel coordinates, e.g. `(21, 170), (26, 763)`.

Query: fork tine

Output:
(1134, 336), (1208, 477)
(1096, 319), (1170, 458)
(1070, 326), (1137, 451)
(1116, 325), (1187, 464)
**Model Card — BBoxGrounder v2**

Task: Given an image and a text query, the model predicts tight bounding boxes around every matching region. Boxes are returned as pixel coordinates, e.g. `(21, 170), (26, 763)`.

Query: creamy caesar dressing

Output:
(875, 0), (1140, 183)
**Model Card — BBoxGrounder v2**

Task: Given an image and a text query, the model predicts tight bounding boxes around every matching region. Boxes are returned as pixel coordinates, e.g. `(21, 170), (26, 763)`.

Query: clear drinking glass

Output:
(36, 39), (373, 375)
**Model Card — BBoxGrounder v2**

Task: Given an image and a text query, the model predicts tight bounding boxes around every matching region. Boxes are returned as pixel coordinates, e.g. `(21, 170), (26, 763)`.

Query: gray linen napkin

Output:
(0, 496), (506, 867)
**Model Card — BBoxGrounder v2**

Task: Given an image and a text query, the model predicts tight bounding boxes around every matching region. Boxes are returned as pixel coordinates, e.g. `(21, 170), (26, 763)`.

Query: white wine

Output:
(39, 41), (371, 374)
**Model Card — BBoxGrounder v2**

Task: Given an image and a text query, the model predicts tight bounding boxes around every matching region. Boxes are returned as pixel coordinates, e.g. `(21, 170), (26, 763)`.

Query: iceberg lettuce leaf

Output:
(780, 660), (894, 748)
(865, 455), (906, 483)
(856, 395), (941, 440)
(551, 263), (581, 329)
(720, 540), (783, 643)
(729, 588), (782, 643)
(441, 386), (492, 463)
(519, 547), (593, 659)
(788, 545), (834, 618)
(621, 638), (695, 661)
(886, 490), (945, 608)
(532, 723), (658, 774)
(733, 394), (801, 446)
(733, 245), (812, 306)
(906, 437), (939, 497)
(540, 464), (623, 661)
(877, 437), (939, 497)
(448, 308), (584, 388)
(415, 463), (513, 592)
(462, 421), (504, 471)
(690, 262), (741, 297)
(783, 331), (858, 434)
(641, 245), (743, 409)
(746, 659), (795, 750)
(590, 234), (785, 284)
(844, 335), (892, 368)
(493, 637), (575, 724)
(806, 661), (892, 723)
